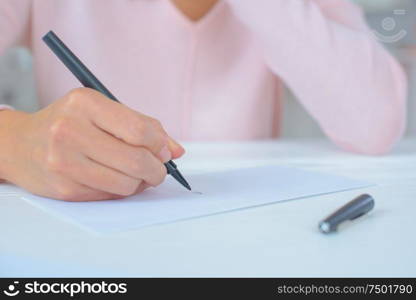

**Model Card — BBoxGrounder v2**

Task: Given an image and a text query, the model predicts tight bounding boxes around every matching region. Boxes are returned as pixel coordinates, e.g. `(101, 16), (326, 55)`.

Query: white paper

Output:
(16, 165), (372, 233)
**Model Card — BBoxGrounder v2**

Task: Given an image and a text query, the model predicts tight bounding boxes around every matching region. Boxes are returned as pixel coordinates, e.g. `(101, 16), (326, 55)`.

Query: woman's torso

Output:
(31, 0), (281, 140)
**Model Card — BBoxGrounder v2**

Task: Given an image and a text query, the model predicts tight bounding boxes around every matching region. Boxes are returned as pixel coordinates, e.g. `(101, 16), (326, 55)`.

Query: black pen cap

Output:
(319, 194), (375, 233)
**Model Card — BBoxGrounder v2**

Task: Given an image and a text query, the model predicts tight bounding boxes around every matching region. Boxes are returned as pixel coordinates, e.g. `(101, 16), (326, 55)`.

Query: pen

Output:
(319, 194), (375, 233)
(42, 30), (191, 191)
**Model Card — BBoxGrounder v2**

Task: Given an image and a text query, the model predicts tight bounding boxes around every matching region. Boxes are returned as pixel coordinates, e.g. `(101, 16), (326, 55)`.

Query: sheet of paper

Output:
(15, 165), (371, 233)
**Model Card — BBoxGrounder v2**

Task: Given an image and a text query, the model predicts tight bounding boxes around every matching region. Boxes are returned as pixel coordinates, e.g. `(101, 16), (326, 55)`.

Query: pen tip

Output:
(173, 170), (192, 191)
(168, 167), (192, 191)
(185, 183), (192, 191)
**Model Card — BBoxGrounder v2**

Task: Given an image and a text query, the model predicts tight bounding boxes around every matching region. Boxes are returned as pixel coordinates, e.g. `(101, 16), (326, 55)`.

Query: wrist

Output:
(0, 110), (31, 181)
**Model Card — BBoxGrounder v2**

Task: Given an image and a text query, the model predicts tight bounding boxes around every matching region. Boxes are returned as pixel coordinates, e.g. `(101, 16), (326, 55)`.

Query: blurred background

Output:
(285, 0), (416, 138)
(0, 0), (415, 137)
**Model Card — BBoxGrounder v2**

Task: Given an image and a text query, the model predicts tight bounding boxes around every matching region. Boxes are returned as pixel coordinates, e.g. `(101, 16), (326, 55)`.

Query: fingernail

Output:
(158, 145), (172, 162)
(168, 138), (185, 153)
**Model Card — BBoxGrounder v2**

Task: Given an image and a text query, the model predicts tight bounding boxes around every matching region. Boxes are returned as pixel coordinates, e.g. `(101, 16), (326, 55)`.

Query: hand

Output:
(0, 88), (185, 201)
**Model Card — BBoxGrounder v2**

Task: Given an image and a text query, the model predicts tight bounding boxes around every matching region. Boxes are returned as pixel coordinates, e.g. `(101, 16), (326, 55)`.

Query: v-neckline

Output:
(164, 0), (225, 29)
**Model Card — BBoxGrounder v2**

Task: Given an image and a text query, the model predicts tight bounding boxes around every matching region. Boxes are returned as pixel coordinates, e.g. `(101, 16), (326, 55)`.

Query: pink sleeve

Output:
(0, 105), (14, 111)
(0, 0), (32, 56)
(0, 1), (31, 114)
(226, 0), (407, 155)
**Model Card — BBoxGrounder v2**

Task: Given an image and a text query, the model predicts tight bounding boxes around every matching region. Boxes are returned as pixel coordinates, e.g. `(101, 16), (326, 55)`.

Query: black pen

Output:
(319, 194), (375, 233)
(42, 30), (191, 191)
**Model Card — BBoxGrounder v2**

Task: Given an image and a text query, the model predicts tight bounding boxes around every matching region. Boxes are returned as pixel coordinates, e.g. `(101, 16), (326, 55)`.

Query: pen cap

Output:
(319, 194), (375, 233)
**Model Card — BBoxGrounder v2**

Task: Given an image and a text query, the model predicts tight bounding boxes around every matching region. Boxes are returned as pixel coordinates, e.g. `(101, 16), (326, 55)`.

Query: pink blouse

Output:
(0, 0), (407, 154)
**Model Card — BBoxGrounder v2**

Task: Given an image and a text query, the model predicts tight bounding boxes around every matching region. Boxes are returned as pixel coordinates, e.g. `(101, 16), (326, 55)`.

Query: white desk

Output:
(1, 138), (415, 277)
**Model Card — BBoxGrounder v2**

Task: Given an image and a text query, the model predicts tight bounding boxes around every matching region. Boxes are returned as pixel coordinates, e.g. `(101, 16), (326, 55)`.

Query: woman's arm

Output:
(0, 0), (33, 114)
(0, 0), (32, 56)
(0, 0), (33, 181)
(226, 0), (407, 154)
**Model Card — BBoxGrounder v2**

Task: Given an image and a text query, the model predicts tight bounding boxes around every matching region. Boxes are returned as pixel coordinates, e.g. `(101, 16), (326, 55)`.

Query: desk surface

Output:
(1, 138), (415, 277)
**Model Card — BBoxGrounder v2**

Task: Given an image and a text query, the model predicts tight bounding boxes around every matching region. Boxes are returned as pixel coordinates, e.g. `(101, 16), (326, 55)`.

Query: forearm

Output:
(226, 0), (407, 154)
(0, 109), (29, 181)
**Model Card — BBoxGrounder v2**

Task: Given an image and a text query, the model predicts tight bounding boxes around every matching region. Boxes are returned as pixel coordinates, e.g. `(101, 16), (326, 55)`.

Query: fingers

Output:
(45, 178), (124, 202)
(46, 87), (183, 198)
(47, 145), (143, 196)
(62, 188), (123, 202)
(44, 168), (152, 202)
(78, 125), (167, 186)
(168, 138), (185, 159)
(78, 89), (168, 155)
(61, 88), (185, 161)
(133, 182), (152, 195)
(54, 173), (151, 202)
